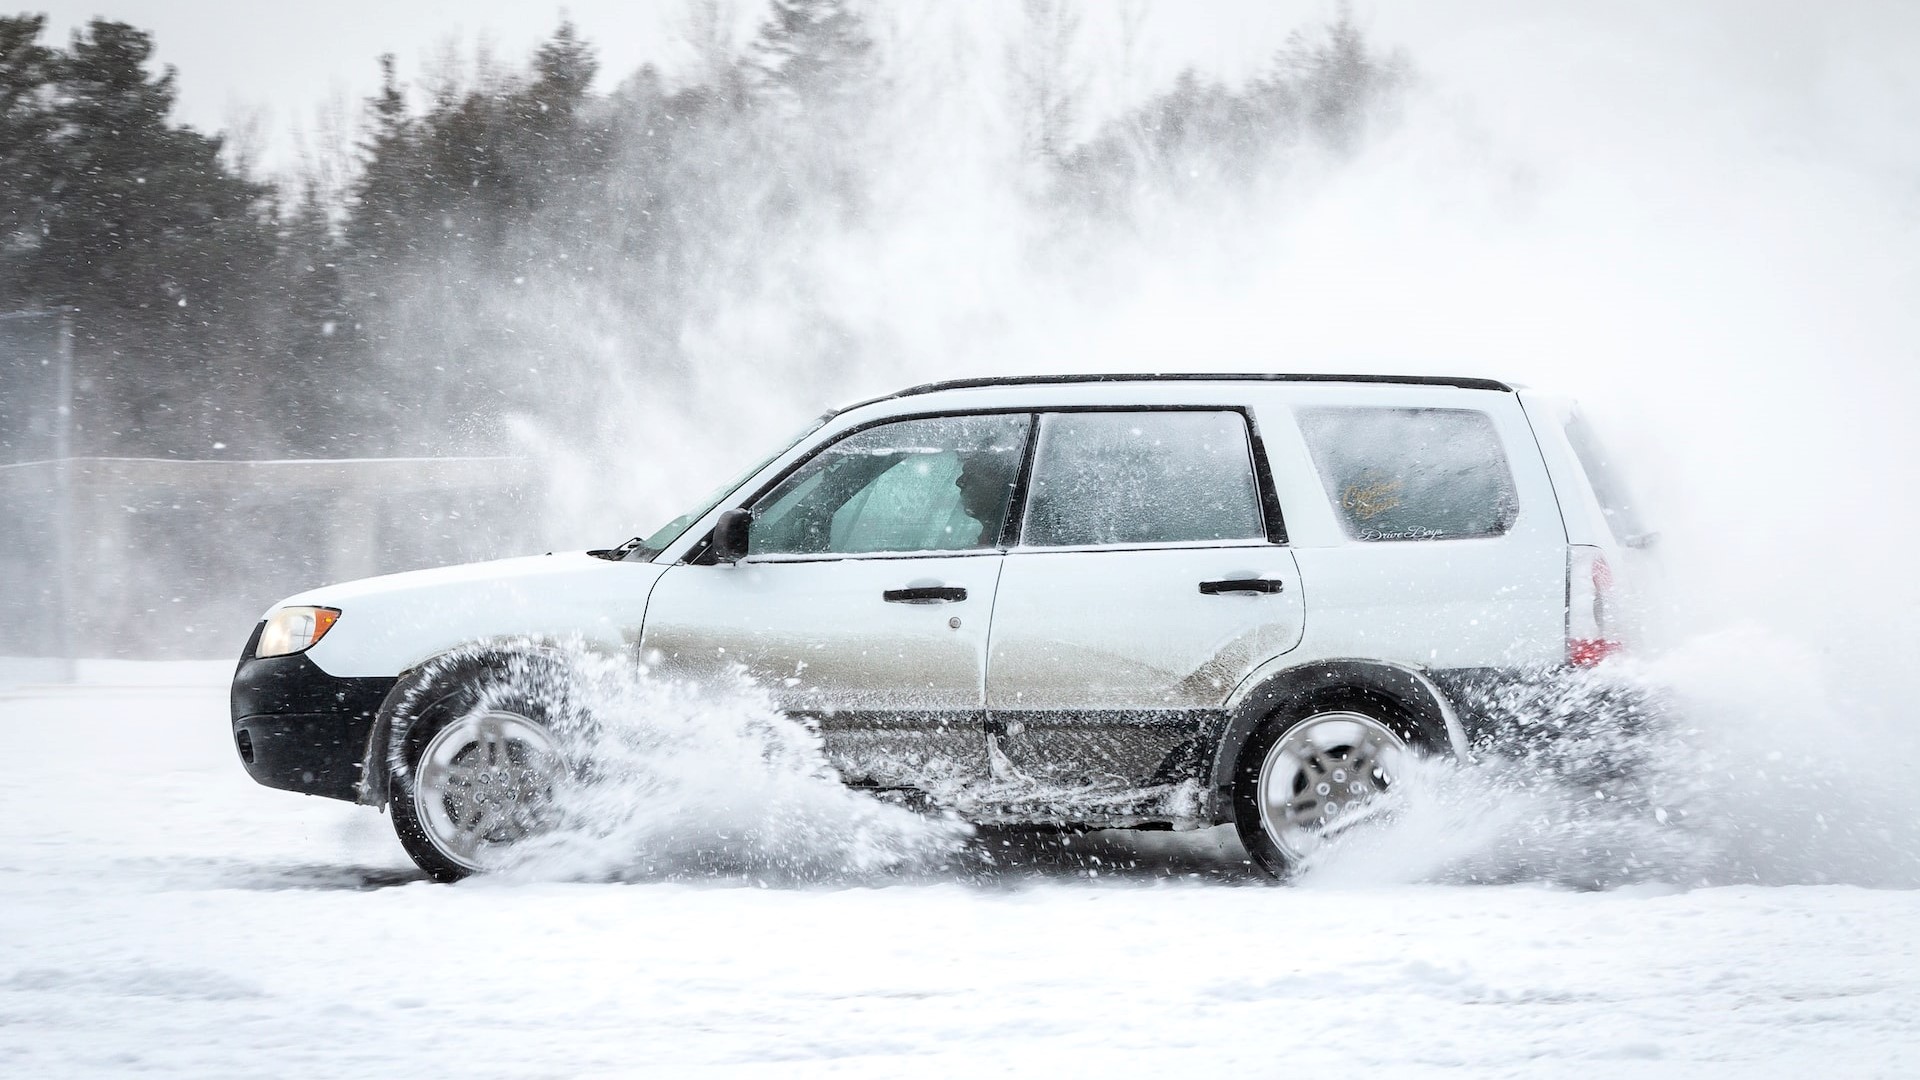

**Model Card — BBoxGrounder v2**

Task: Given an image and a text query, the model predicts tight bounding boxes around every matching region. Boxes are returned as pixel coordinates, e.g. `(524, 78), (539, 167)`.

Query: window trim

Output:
(685, 403), (1291, 564)
(687, 408), (1036, 565)
(741, 548), (1007, 566)
(1007, 537), (1279, 556)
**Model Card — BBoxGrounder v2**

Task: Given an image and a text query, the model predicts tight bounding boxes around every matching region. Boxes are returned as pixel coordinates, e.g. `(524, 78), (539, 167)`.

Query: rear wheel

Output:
(1233, 693), (1425, 879)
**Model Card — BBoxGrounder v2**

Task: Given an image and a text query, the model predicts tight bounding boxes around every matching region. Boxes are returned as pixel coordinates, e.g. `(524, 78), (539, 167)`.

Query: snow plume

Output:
(367, 5), (1417, 547)
(1233, 3), (1920, 892)
(1297, 631), (1920, 890)
(370, 5), (1918, 889)
(388, 640), (968, 883)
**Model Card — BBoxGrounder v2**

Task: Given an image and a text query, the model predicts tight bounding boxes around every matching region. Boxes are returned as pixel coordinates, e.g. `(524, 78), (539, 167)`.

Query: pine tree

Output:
(746, 0), (874, 111)
(1275, 3), (1407, 152)
(0, 15), (56, 297)
(1013, 0), (1085, 164)
(24, 20), (275, 453)
(345, 54), (420, 276)
(1060, 8), (1404, 220)
(266, 181), (369, 454)
(528, 20), (597, 125)
(505, 21), (605, 216)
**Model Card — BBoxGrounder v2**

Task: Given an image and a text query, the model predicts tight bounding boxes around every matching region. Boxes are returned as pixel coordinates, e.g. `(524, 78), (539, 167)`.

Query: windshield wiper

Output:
(587, 537), (646, 561)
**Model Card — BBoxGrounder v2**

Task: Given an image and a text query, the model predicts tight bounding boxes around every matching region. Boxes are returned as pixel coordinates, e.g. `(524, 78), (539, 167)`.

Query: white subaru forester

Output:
(231, 373), (1649, 881)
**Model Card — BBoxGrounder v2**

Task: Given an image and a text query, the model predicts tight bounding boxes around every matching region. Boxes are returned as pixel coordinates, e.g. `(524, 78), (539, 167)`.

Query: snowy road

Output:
(2, 663), (1916, 1077)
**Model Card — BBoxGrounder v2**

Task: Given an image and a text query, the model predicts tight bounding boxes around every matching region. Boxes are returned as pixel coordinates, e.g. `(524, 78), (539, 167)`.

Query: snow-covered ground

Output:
(1, 661), (1916, 1077)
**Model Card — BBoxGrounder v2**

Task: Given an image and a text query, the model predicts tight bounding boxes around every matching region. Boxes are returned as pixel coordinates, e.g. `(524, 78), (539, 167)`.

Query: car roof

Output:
(845, 372), (1512, 413)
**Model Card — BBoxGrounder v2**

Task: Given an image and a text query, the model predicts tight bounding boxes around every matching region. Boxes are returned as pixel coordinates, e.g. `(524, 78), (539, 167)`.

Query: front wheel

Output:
(392, 703), (568, 882)
(1232, 696), (1422, 879)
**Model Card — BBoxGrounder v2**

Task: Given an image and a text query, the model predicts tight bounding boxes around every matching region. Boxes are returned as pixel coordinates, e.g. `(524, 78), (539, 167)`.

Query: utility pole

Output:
(1, 308), (77, 680)
(53, 312), (76, 682)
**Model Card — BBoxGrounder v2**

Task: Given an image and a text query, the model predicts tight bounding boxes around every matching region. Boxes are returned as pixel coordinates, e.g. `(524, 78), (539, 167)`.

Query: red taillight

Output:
(1568, 546), (1621, 667)
(1567, 637), (1623, 667)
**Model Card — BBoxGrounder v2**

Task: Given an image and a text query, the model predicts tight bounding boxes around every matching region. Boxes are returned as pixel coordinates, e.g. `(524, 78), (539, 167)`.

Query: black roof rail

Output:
(876, 372), (1514, 401)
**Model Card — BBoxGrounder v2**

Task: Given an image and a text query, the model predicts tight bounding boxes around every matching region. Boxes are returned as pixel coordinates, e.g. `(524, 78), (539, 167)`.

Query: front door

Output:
(639, 412), (1032, 791)
(986, 409), (1304, 789)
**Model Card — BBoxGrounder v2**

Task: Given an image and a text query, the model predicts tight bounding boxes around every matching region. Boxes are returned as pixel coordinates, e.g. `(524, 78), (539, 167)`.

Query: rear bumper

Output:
(231, 627), (396, 802)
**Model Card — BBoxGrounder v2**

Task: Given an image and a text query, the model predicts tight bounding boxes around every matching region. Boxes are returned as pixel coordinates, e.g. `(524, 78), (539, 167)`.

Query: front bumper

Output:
(231, 625), (397, 802)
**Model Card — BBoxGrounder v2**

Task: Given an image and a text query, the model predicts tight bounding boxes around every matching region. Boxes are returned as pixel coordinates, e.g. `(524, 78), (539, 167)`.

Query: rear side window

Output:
(1297, 407), (1518, 541)
(1021, 410), (1266, 547)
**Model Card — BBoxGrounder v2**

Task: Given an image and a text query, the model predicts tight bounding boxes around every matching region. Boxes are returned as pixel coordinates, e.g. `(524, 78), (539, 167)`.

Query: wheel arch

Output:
(1205, 658), (1470, 819)
(357, 635), (603, 808)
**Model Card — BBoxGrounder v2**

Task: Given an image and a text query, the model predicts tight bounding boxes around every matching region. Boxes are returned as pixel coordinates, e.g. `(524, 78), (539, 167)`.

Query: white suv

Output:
(230, 374), (1648, 881)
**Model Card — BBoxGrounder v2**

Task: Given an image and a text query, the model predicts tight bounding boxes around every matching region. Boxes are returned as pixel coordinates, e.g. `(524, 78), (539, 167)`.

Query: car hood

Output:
(269, 552), (671, 678)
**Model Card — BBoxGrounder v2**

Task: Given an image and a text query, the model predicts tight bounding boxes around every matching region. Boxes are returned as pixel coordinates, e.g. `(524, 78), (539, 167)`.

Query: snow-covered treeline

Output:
(0, 2), (1401, 464)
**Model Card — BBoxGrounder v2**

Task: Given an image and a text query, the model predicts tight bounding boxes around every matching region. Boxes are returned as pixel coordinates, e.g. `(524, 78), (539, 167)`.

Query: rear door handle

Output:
(883, 586), (968, 604)
(1199, 578), (1284, 595)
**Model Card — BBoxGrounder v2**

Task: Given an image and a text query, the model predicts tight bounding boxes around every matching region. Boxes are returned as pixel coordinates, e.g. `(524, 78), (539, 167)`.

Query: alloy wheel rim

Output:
(1255, 711), (1406, 863)
(414, 709), (563, 872)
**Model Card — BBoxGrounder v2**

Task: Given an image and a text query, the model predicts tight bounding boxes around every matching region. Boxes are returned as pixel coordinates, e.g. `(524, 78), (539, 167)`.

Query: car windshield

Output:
(621, 413), (832, 561)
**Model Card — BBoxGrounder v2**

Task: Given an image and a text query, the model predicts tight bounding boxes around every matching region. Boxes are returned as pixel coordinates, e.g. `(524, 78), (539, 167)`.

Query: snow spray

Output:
(382, 4), (1919, 889)
(391, 640), (969, 884)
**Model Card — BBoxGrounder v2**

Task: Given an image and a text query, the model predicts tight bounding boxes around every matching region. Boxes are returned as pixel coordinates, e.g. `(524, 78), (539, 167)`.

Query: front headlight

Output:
(255, 606), (341, 658)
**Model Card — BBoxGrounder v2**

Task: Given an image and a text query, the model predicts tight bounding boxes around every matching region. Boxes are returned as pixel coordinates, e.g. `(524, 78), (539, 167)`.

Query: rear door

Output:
(1276, 396), (1568, 668)
(640, 412), (1031, 790)
(986, 408), (1304, 788)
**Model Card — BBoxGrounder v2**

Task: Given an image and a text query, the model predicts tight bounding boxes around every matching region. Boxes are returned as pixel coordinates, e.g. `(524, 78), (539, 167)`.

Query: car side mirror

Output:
(710, 508), (751, 563)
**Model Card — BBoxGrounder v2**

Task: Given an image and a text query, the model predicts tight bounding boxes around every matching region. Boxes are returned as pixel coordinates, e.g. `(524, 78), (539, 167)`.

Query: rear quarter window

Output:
(1563, 413), (1651, 545)
(1297, 407), (1519, 541)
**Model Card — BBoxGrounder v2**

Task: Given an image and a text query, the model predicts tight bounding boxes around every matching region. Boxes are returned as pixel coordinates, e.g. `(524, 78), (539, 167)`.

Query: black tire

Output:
(388, 654), (581, 882)
(1231, 688), (1442, 880)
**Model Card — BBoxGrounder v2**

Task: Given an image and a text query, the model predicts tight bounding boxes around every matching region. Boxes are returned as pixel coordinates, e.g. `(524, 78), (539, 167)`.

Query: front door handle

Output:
(884, 586), (968, 604)
(1199, 578), (1284, 595)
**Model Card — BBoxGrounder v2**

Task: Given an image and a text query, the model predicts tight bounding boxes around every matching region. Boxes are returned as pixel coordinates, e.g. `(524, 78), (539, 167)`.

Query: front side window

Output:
(1021, 410), (1266, 548)
(748, 414), (1030, 557)
(1297, 406), (1519, 542)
